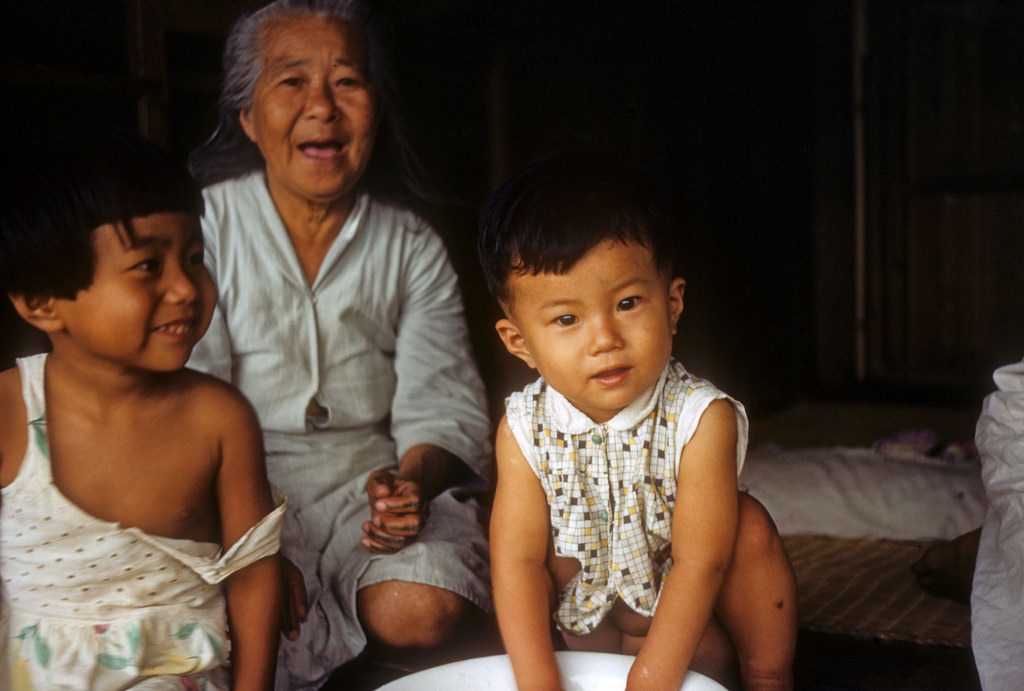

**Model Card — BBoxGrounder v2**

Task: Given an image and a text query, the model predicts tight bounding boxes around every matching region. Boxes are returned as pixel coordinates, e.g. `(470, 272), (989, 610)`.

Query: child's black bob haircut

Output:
(0, 128), (203, 300)
(477, 148), (678, 307)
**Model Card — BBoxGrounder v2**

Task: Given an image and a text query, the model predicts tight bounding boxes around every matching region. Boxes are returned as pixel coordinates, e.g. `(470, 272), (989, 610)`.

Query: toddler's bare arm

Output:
(492, 417), (563, 691)
(629, 399), (739, 691)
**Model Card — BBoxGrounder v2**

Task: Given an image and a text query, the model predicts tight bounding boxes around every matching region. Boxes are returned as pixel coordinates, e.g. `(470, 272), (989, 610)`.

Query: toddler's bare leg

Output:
(549, 547), (625, 654)
(715, 492), (797, 691)
(563, 603), (739, 690)
(560, 616), (624, 654)
(659, 615), (740, 690)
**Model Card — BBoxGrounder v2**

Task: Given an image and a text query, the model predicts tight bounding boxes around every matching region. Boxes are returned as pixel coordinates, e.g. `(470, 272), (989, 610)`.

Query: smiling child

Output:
(0, 129), (283, 690)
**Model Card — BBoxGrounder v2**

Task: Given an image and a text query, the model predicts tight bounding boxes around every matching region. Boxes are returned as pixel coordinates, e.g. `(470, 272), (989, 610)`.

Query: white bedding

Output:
(739, 441), (987, 541)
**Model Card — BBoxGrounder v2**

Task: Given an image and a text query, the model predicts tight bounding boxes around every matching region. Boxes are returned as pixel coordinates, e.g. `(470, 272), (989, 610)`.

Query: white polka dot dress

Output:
(1, 354), (285, 690)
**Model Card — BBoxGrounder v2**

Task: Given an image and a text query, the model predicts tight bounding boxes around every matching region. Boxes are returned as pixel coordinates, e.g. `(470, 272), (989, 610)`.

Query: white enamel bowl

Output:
(376, 651), (727, 690)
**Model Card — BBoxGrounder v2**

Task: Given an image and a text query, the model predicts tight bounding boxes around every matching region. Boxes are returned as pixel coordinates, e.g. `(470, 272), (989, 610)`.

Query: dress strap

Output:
(11, 353), (54, 484)
(16, 353), (48, 422)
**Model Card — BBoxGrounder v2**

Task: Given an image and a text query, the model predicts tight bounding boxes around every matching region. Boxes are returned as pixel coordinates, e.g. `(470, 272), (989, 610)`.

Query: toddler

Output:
(478, 150), (797, 691)
(0, 130), (284, 690)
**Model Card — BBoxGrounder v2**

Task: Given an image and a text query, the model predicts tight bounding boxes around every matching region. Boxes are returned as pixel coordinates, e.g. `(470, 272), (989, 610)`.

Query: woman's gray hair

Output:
(189, 0), (433, 204)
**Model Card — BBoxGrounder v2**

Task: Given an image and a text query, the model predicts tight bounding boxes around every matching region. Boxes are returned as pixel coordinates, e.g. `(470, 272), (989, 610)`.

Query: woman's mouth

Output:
(298, 139), (345, 161)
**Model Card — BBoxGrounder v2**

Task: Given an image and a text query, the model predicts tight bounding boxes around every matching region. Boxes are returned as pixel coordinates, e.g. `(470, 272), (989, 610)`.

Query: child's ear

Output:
(495, 318), (537, 369)
(8, 294), (65, 334)
(668, 278), (686, 335)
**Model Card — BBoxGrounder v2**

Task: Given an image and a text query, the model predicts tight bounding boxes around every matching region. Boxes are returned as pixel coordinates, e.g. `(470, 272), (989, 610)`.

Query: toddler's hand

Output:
(361, 469), (429, 553)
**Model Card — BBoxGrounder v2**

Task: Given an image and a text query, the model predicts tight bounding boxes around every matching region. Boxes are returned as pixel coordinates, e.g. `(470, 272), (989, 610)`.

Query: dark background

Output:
(2, 0), (1022, 420)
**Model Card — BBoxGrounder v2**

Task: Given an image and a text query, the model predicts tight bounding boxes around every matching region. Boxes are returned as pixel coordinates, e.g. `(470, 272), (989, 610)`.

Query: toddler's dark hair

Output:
(0, 128), (203, 299)
(477, 149), (677, 306)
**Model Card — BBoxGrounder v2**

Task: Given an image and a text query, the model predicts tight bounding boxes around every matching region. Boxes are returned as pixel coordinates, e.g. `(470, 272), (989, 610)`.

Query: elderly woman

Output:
(187, 1), (492, 688)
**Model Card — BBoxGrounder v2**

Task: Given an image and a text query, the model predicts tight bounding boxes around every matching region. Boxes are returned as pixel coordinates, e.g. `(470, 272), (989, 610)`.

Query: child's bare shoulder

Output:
(677, 397), (738, 475)
(696, 398), (738, 431)
(0, 367), (25, 425)
(0, 366), (22, 408)
(494, 414), (524, 461)
(174, 369), (261, 435)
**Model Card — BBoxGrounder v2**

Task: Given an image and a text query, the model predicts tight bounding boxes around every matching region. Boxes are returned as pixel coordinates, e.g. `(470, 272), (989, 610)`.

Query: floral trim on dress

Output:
(10, 618), (226, 689)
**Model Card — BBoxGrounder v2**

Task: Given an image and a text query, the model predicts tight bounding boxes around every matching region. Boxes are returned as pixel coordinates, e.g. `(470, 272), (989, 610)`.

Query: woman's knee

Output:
(358, 580), (468, 648)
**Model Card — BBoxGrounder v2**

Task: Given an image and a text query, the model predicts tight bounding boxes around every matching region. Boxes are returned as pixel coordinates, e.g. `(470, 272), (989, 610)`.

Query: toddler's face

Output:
(497, 239), (684, 423)
(53, 212), (215, 373)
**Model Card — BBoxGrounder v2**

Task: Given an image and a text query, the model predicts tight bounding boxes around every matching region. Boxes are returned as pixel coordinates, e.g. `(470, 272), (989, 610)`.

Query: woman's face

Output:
(240, 14), (379, 210)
